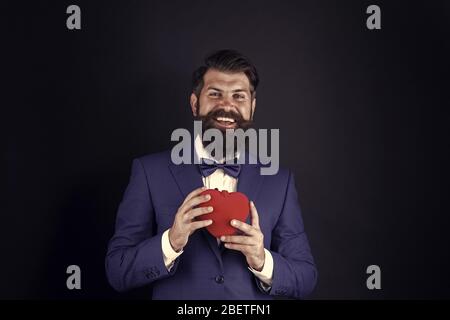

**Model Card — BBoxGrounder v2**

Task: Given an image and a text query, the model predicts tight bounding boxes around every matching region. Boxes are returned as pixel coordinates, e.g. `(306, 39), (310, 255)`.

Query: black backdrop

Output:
(3, 0), (450, 299)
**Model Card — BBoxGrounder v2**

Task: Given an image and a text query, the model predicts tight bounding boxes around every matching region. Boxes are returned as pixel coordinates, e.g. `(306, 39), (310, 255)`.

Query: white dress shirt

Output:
(161, 135), (274, 287)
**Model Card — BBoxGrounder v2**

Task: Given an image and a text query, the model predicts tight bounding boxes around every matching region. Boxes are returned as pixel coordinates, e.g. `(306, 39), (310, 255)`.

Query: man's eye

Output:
(209, 92), (220, 97)
(234, 94), (246, 100)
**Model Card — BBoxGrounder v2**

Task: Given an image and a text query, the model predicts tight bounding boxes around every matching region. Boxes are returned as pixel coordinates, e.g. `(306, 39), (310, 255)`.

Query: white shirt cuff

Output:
(248, 248), (274, 287)
(161, 229), (183, 271)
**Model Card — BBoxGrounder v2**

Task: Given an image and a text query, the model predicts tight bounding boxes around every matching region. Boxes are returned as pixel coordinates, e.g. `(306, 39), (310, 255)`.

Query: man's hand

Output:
(220, 201), (266, 271)
(168, 187), (213, 252)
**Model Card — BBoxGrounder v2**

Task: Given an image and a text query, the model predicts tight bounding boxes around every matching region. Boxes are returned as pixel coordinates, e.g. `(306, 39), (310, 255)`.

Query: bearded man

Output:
(105, 50), (317, 300)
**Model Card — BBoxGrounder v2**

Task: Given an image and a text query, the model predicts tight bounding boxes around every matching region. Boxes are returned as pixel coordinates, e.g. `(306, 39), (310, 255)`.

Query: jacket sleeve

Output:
(267, 172), (318, 299)
(105, 158), (179, 292)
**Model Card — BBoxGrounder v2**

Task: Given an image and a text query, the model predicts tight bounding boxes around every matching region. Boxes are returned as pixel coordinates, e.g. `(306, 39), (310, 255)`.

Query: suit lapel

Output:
(168, 162), (203, 199)
(238, 162), (264, 217)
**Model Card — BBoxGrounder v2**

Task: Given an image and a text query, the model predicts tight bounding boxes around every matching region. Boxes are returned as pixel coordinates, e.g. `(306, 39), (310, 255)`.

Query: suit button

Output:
(215, 275), (224, 284)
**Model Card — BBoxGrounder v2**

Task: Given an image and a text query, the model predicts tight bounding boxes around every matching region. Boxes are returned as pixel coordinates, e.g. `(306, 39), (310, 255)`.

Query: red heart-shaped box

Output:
(196, 189), (250, 238)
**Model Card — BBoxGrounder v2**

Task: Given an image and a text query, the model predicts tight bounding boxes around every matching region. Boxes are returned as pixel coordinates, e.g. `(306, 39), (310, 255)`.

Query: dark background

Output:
(3, 0), (449, 299)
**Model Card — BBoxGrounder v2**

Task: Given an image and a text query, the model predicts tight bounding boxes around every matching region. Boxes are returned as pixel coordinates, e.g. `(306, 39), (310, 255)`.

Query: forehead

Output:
(202, 69), (251, 90)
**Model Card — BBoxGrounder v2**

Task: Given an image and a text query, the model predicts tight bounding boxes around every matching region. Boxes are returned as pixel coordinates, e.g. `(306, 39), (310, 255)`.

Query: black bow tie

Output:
(199, 160), (241, 178)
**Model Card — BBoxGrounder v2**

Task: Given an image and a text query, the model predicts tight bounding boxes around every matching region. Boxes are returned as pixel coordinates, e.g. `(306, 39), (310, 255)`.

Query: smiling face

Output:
(190, 69), (256, 132)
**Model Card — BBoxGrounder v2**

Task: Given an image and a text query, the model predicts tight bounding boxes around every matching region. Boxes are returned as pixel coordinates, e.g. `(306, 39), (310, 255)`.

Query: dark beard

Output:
(194, 107), (254, 161)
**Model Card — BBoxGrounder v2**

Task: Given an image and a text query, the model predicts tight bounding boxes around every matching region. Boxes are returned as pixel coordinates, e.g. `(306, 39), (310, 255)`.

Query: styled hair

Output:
(192, 49), (259, 98)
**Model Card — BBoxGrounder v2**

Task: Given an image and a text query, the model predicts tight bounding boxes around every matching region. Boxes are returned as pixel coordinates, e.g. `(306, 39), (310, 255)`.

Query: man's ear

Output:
(190, 93), (198, 116)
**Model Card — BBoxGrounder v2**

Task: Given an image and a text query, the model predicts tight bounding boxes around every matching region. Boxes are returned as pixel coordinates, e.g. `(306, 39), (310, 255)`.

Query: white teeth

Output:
(216, 117), (235, 123)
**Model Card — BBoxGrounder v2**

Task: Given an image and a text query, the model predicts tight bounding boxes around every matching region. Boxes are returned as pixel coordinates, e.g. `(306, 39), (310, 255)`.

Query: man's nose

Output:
(218, 96), (235, 109)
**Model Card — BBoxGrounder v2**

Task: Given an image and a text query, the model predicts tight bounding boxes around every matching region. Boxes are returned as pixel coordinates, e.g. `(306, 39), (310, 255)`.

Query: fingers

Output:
(223, 243), (248, 252)
(230, 219), (258, 236)
(250, 201), (260, 229)
(189, 219), (213, 231)
(182, 186), (207, 206)
(179, 193), (211, 214)
(184, 206), (213, 221)
(220, 235), (254, 245)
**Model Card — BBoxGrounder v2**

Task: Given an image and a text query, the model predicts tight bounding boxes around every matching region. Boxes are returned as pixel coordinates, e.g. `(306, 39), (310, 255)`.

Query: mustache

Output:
(195, 108), (253, 131)
(208, 108), (243, 122)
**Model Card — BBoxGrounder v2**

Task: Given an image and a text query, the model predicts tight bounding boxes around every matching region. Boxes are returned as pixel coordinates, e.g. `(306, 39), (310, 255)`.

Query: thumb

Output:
(250, 201), (260, 228)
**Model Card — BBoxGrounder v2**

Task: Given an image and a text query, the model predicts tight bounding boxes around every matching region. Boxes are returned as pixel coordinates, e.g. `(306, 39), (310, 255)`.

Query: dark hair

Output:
(192, 49), (259, 98)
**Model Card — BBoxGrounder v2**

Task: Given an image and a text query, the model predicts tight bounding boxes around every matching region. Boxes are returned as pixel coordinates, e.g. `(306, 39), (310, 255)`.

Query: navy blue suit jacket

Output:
(106, 150), (317, 299)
